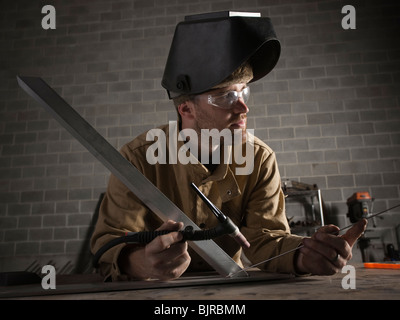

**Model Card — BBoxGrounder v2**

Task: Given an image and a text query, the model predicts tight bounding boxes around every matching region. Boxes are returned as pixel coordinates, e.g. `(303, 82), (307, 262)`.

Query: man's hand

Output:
(118, 220), (191, 280)
(295, 219), (367, 275)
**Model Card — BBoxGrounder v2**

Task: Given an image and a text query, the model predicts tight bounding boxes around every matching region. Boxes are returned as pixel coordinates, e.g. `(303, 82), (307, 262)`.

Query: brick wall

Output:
(1, 0), (399, 272)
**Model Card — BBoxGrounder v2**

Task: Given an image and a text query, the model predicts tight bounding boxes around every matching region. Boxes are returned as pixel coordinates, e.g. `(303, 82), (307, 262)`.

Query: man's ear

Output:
(177, 100), (195, 122)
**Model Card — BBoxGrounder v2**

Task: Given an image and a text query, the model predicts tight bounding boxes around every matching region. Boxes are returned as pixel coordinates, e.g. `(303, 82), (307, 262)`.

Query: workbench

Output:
(1, 263), (399, 301)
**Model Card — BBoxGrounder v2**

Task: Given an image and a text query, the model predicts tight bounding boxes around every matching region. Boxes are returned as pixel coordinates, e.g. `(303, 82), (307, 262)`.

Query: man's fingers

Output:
(153, 242), (191, 280)
(298, 245), (340, 275)
(123, 220), (189, 280)
(341, 219), (368, 247)
(298, 219), (368, 276)
(313, 224), (340, 237)
(145, 232), (190, 280)
(147, 229), (183, 253)
(312, 232), (351, 260)
(156, 219), (184, 232)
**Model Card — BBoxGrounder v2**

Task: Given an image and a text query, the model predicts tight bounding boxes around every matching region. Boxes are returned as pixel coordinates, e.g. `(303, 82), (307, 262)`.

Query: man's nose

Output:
(232, 98), (249, 114)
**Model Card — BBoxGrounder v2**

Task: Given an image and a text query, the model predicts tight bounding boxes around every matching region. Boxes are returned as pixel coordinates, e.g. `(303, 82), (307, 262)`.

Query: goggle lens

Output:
(207, 87), (250, 109)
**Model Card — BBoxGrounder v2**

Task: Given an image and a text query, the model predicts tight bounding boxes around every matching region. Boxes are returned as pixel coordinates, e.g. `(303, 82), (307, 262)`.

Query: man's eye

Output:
(214, 92), (238, 106)
(225, 91), (237, 102)
(226, 91), (235, 98)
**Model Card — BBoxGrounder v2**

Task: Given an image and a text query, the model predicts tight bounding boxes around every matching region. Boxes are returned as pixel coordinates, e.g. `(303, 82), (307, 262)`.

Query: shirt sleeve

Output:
(241, 149), (303, 274)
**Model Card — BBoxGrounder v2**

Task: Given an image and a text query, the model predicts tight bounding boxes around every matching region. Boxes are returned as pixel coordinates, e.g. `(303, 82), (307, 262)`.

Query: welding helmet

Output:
(162, 12), (281, 99)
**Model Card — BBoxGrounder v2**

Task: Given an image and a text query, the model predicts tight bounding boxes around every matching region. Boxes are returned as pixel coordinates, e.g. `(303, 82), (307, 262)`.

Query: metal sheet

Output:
(17, 76), (245, 278)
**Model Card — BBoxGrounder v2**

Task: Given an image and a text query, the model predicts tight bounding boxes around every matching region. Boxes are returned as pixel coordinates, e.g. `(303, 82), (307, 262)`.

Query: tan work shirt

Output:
(90, 124), (303, 281)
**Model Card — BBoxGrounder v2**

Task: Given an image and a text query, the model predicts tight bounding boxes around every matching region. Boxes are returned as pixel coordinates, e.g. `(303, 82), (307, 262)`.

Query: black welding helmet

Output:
(162, 12), (281, 99)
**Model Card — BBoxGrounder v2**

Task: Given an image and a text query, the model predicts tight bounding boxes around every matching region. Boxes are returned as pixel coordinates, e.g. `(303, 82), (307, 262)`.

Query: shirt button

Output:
(227, 190), (232, 196)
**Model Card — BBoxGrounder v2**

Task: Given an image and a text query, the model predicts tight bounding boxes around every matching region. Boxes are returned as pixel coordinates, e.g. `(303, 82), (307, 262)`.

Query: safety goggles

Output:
(202, 86), (250, 109)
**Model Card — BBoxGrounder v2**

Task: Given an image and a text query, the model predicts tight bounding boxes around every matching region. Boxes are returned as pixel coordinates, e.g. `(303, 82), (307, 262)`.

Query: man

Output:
(90, 12), (366, 281)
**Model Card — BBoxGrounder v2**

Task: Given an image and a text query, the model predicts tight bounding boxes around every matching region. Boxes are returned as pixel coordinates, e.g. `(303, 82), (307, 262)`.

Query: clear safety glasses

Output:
(204, 86), (250, 109)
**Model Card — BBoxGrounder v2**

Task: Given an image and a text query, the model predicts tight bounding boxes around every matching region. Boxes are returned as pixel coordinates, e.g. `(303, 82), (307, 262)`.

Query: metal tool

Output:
(339, 203), (400, 232)
(17, 76), (245, 278)
(92, 183), (251, 268)
(228, 203), (400, 277)
(190, 182), (250, 248)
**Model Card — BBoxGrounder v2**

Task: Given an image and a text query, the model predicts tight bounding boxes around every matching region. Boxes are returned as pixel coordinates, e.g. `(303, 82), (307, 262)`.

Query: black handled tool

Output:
(93, 183), (250, 267)
(190, 182), (250, 249)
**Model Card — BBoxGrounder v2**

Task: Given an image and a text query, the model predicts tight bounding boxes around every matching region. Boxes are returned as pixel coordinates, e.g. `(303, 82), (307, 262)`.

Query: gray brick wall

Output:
(1, 0), (399, 272)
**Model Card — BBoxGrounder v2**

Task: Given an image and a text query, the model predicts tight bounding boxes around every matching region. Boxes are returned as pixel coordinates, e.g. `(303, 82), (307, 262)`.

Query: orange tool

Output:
(364, 262), (400, 270)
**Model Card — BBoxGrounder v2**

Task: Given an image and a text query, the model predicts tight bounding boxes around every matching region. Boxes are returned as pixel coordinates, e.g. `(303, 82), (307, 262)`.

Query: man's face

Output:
(191, 83), (249, 141)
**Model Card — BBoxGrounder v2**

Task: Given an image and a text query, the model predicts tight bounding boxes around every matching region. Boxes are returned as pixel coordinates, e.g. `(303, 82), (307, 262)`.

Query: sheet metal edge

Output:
(17, 76), (245, 278)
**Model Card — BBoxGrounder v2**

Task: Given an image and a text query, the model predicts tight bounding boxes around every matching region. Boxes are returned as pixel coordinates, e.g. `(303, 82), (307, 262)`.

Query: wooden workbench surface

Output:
(1, 264), (399, 300)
